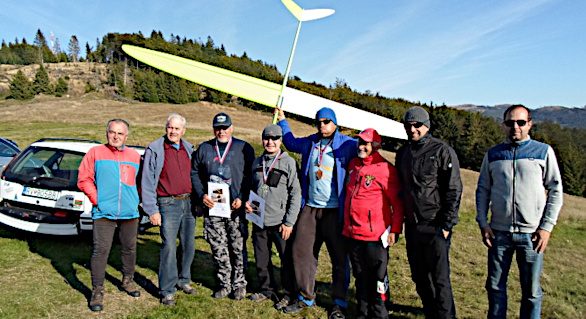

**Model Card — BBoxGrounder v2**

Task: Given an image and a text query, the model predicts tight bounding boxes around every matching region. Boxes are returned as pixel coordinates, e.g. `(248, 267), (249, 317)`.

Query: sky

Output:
(1, 0), (585, 108)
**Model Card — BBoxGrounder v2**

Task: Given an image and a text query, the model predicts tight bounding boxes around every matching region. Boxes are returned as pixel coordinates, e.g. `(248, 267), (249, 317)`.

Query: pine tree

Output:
(33, 64), (52, 94)
(54, 77), (68, 97)
(9, 70), (34, 100)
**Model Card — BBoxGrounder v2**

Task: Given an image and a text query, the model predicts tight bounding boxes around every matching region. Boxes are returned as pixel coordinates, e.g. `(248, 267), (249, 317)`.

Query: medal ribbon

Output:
(317, 138), (333, 167)
(215, 137), (233, 165)
(262, 150), (282, 183)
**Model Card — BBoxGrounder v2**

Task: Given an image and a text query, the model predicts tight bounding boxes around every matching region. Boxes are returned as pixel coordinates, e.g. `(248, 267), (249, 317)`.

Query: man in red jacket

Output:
(343, 128), (404, 319)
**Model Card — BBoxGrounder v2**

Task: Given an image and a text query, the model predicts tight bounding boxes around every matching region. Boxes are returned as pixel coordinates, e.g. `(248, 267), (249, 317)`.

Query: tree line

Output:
(2, 30), (585, 197)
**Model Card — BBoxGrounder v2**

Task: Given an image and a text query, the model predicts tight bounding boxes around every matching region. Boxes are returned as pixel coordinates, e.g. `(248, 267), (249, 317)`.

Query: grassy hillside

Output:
(0, 96), (584, 318)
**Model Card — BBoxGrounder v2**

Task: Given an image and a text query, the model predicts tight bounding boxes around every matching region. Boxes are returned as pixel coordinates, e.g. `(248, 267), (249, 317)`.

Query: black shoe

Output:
(328, 305), (346, 319)
(161, 294), (176, 306)
(283, 300), (312, 314)
(177, 283), (196, 295)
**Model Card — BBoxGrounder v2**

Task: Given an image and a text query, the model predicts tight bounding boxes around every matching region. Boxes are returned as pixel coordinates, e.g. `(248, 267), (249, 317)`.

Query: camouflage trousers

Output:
(205, 215), (247, 291)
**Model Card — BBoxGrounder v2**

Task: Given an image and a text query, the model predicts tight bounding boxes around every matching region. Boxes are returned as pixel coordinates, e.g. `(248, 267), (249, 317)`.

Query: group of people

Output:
(77, 104), (563, 319)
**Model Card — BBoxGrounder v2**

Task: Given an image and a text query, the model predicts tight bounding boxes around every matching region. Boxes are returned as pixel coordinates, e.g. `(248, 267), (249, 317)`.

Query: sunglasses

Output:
(262, 136), (281, 141)
(316, 119), (332, 125)
(404, 122), (425, 129)
(214, 126), (230, 131)
(503, 120), (528, 127)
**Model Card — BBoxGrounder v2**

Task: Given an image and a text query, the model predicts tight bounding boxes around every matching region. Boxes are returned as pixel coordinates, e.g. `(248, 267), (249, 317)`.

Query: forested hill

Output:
(453, 104), (586, 129)
(1, 30), (585, 197)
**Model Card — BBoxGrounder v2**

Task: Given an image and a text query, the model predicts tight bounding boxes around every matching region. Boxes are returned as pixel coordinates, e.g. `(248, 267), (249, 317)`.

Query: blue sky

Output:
(2, 0), (585, 108)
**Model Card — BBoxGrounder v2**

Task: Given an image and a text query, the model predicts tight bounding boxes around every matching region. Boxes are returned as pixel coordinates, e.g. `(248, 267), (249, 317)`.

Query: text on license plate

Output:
(22, 187), (59, 200)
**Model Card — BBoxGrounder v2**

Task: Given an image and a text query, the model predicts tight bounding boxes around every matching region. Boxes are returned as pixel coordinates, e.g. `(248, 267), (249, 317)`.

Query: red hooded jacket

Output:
(343, 151), (404, 241)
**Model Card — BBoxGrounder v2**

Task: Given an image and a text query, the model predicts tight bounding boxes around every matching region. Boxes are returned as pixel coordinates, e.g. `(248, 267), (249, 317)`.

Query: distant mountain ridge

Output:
(451, 104), (586, 129)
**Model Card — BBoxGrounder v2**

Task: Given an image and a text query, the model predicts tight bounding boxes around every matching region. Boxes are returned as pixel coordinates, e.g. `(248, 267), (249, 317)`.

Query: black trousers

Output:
(91, 218), (138, 288)
(405, 225), (456, 319)
(251, 224), (294, 296)
(347, 238), (389, 319)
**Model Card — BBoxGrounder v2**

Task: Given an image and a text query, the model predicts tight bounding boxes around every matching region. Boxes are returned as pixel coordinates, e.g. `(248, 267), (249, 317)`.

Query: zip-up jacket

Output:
(278, 119), (357, 221)
(475, 137), (563, 233)
(78, 144), (141, 220)
(191, 137), (255, 211)
(141, 136), (194, 216)
(343, 152), (404, 241)
(251, 151), (301, 227)
(396, 134), (462, 232)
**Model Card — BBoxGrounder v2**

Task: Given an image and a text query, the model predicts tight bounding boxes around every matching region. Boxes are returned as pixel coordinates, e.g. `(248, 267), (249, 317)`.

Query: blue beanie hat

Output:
(315, 107), (337, 125)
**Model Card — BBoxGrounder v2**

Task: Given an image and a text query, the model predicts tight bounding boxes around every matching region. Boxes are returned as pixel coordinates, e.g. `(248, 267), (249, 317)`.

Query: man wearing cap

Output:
(141, 113), (196, 306)
(276, 107), (357, 319)
(396, 106), (462, 319)
(475, 104), (563, 319)
(343, 128), (404, 319)
(191, 112), (255, 300)
(245, 124), (301, 308)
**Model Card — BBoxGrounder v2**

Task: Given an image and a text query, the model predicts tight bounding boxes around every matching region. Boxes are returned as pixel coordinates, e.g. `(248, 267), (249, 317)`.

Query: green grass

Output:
(0, 211), (584, 318)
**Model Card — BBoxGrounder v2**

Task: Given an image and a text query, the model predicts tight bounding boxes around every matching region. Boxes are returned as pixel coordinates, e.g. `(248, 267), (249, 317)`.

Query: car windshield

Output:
(0, 140), (18, 157)
(3, 146), (84, 190)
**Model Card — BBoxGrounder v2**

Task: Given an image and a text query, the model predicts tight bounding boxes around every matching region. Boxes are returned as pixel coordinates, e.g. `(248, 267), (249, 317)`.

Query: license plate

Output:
(22, 187), (59, 201)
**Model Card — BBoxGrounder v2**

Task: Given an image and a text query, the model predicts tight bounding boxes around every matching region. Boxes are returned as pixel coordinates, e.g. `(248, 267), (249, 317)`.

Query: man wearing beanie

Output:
(276, 107), (357, 319)
(343, 128), (404, 319)
(396, 106), (463, 319)
(245, 124), (301, 309)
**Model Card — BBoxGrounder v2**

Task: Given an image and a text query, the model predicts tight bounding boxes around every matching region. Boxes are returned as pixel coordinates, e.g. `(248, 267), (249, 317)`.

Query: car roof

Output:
(30, 141), (145, 155)
(0, 137), (20, 152)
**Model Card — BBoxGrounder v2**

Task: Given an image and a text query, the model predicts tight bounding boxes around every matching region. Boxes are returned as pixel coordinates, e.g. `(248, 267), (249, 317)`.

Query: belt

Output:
(159, 193), (190, 200)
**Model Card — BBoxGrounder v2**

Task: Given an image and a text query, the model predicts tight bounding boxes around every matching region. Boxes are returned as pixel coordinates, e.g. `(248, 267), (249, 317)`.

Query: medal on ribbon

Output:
(315, 139), (332, 180)
(215, 138), (232, 177)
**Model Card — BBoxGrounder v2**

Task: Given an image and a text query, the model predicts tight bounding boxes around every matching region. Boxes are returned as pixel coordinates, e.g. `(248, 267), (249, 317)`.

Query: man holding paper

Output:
(245, 124), (301, 308)
(191, 112), (255, 300)
(342, 128), (404, 319)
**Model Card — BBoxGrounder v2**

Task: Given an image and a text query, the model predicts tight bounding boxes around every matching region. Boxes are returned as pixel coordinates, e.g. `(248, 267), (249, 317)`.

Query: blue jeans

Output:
(158, 196), (196, 297)
(486, 231), (544, 319)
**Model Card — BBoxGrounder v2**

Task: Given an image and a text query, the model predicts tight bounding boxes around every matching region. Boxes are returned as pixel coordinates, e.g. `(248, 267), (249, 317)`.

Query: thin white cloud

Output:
(317, 0), (554, 94)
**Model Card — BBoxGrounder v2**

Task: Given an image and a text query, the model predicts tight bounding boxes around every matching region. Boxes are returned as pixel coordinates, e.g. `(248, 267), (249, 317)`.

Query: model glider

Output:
(121, 1), (407, 139)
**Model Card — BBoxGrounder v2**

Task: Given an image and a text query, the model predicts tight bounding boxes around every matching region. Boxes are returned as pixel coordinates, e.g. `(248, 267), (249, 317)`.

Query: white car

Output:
(0, 138), (151, 235)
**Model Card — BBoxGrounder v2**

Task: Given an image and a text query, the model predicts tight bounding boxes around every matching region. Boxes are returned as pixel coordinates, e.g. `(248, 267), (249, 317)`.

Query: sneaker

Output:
(233, 287), (246, 300)
(161, 294), (176, 306)
(283, 300), (312, 314)
(328, 305), (346, 319)
(274, 295), (291, 311)
(177, 283), (196, 295)
(89, 286), (104, 312)
(121, 276), (141, 298)
(213, 288), (230, 299)
(249, 292), (269, 302)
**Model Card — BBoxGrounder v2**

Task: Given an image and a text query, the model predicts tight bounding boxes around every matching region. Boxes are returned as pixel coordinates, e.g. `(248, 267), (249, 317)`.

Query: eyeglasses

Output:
(262, 136), (281, 141)
(316, 119), (332, 125)
(503, 120), (528, 127)
(214, 126), (230, 131)
(404, 122), (425, 129)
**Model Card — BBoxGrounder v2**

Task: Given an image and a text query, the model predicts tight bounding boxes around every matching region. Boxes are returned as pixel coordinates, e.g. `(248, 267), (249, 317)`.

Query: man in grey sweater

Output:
(245, 124), (301, 309)
(476, 104), (563, 319)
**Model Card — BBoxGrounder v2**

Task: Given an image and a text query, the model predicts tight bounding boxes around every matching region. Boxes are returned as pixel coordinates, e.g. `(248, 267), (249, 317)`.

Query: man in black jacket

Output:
(396, 106), (462, 319)
(191, 112), (255, 300)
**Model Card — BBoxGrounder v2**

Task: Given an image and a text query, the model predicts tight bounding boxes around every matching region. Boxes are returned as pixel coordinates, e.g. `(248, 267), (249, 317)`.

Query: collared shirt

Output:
(157, 141), (192, 197)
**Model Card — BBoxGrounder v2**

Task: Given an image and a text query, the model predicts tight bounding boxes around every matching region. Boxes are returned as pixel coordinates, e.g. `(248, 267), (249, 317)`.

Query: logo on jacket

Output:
(364, 175), (376, 187)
